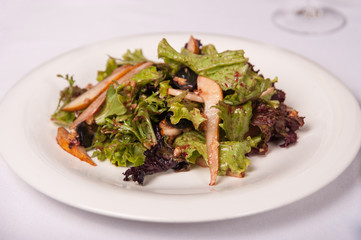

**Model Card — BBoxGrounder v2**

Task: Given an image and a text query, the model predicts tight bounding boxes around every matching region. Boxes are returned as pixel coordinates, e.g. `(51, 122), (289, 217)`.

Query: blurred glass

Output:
(273, 0), (346, 34)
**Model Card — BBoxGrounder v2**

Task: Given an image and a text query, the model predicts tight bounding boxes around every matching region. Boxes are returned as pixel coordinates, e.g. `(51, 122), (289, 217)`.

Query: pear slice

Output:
(58, 62), (154, 165)
(62, 64), (133, 111)
(56, 127), (96, 166)
(69, 62), (153, 131)
(197, 76), (223, 186)
(69, 91), (107, 131)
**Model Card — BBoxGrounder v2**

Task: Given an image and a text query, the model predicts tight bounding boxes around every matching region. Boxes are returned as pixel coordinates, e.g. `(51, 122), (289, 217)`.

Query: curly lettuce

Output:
(51, 74), (87, 126)
(167, 101), (206, 130)
(158, 38), (275, 105)
(173, 131), (253, 176)
(52, 36), (305, 185)
(97, 49), (150, 81)
(91, 66), (169, 166)
(217, 101), (253, 141)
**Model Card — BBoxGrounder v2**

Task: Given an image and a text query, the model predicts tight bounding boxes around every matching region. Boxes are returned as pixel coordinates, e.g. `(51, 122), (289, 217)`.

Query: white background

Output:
(0, 0), (360, 239)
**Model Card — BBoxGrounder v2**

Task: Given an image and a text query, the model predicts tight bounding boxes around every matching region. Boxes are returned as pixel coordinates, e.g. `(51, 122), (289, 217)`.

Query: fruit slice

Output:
(62, 64), (133, 111)
(197, 76), (223, 186)
(56, 127), (96, 166)
(69, 62), (153, 131)
(69, 91), (106, 131)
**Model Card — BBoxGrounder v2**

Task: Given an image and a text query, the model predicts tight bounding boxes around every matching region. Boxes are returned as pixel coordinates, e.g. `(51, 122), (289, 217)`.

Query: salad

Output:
(51, 36), (304, 186)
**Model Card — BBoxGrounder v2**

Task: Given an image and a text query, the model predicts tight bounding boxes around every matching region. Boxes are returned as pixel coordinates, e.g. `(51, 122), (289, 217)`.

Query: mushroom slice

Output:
(197, 76), (223, 185)
(56, 127), (96, 166)
(173, 76), (188, 86)
(186, 35), (201, 54)
(159, 119), (182, 141)
(167, 88), (204, 103)
(62, 64), (133, 111)
(172, 67), (198, 91)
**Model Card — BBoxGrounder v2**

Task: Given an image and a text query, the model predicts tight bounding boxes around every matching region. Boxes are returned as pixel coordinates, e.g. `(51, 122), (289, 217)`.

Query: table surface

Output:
(0, 0), (360, 239)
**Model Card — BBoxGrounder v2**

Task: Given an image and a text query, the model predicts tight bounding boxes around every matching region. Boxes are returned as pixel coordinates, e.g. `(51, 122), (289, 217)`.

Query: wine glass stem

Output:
(272, 0), (346, 34)
(300, 0), (322, 18)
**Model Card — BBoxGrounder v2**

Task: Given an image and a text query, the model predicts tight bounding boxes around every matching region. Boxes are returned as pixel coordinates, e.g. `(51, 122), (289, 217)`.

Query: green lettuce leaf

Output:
(130, 66), (163, 87)
(95, 66), (165, 124)
(96, 49), (150, 82)
(222, 67), (273, 105)
(94, 84), (128, 125)
(92, 135), (146, 167)
(173, 131), (207, 164)
(132, 106), (157, 147)
(139, 92), (167, 117)
(163, 57), (182, 75)
(168, 101), (206, 130)
(158, 38), (274, 105)
(158, 38), (246, 83)
(159, 80), (170, 98)
(128, 66), (167, 109)
(173, 131), (252, 175)
(100, 107), (156, 148)
(120, 49), (149, 65)
(51, 110), (77, 127)
(94, 101), (157, 154)
(51, 74), (86, 126)
(201, 44), (218, 55)
(218, 101), (252, 141)
(165, 91), (206, 130)
(94, 66), (166, 155)
(218, 141), (251, 176)
(97, 57), (118, 82)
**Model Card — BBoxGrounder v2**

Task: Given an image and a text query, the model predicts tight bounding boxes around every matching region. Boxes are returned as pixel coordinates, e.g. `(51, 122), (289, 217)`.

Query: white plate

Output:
(0, 33), (360, 223)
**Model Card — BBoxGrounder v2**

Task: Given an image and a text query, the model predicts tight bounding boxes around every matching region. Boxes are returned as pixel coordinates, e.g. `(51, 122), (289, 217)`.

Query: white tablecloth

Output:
(0, 0), (360, 239)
